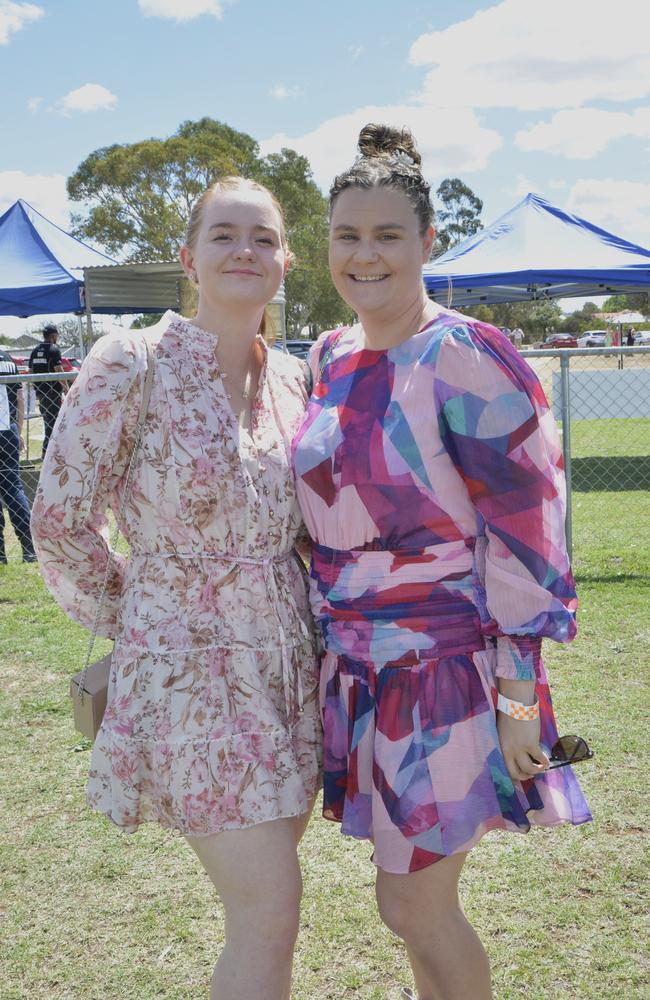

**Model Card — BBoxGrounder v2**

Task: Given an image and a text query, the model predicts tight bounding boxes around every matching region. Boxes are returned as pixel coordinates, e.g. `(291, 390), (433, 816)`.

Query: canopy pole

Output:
(85, 301), (93, 358)
(76, 315), (85, 359)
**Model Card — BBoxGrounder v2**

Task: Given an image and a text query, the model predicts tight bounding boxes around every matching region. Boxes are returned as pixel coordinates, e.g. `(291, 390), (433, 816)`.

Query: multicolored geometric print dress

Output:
(292, 313), (591, 874)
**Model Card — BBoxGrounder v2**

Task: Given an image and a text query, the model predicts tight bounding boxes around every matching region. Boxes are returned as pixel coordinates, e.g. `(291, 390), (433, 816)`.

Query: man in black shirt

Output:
(28, 323), (67, 459)
(0, 349), (36, 563)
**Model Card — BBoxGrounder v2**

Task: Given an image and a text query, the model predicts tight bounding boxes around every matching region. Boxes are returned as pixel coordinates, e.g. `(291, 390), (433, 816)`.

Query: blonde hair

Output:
(184, 176), (290, 340)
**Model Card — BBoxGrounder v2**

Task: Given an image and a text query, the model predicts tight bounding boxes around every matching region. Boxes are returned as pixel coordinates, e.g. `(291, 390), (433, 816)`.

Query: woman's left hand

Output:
(496, 713), (549, 783)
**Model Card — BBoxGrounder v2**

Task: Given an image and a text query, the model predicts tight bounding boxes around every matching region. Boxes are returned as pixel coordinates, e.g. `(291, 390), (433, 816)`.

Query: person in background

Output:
(512, 326), (524, 349)
(28, 323), (67, 459)
(0, 348), (36, 563)
(293, 123), (591, 1000)
(626, 327), (636, 346)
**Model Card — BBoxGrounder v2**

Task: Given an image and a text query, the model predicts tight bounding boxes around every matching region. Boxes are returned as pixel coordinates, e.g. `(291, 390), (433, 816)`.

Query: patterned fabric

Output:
(292, 313), (591, 873)
(32, 312), (322, 835)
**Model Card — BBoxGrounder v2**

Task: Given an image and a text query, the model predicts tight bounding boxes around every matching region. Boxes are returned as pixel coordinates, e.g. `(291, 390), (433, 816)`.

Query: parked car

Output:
(576, 330), (607, 347)
(634, 330), (650, 345)
(8, 351), (80, 375)
(60, 356), (81, 371)
(544, 333), (578, 349)
(271, 339), (312, 360)
(8, 352), (29, 374)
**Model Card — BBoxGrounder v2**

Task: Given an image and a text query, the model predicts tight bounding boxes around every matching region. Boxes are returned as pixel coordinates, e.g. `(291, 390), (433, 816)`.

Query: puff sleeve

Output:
(434, 320), (577, 680)
(31, 332), (145, 638)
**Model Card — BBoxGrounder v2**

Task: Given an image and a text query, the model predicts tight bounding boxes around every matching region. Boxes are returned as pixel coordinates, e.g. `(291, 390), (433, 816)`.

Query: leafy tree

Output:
(528, 300), (563, 337)
(67, 118), (353, 333)
(432, 178), (483, 257)
(561, 302), (605, 334)
(463, 299), (562, 341)
(601, 292), (649, 314)
(68, 118), (260, 261)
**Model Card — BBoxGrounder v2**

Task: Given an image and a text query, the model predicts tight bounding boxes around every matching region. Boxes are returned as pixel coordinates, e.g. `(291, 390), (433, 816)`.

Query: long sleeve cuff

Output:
(495, 635), (542, 680)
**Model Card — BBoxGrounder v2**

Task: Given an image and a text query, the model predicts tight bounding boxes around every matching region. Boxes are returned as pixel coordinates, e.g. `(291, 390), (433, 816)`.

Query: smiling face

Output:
(180, 184), (288, 313)
(329, 186), (434, 323)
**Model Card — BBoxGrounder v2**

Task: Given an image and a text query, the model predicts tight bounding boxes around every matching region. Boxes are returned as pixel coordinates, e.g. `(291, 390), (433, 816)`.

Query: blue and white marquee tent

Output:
(0, 199), (115, 316)
(423, 193), (650, 306)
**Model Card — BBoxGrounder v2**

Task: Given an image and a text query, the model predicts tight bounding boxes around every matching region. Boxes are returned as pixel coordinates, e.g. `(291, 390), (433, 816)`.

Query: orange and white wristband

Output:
(497, 693), (539, 721)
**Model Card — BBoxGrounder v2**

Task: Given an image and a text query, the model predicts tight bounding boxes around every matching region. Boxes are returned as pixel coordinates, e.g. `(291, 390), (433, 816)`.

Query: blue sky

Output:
(1, 0), (649, 333)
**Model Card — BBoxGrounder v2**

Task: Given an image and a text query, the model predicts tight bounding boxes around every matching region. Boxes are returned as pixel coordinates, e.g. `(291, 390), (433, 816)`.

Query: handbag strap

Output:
(76, 339), (155, 700)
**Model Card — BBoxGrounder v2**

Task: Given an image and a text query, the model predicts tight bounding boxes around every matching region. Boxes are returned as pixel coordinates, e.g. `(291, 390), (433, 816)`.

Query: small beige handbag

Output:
(70, 341), (155, 740)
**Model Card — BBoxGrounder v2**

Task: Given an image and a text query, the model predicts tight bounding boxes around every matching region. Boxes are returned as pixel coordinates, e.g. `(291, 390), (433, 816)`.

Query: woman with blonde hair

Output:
(32, 176), (322, 1000)
(293, 125), (591, 999)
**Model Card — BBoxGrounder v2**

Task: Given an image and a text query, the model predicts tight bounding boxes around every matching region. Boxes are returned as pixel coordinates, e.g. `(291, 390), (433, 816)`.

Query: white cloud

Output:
(58, 83), (117, 115)
(410, 0), (650, 110)
(510, 175), (536, 201)
(565, 178), (650, 248)
(349, 45), (364, 60)
(268, 83), (302, 101)
(27, 95), (42, 113)
(138, 0), (223, 20)
(0, 1), (43, 44)
(261, 105), (502, 191)
(0, 170), (70, 227)
(515, 107), (650, 158)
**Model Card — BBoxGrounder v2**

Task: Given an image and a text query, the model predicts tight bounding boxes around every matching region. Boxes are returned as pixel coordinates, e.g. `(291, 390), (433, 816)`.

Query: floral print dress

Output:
(292, 313), (591, 874)
(32, 312), (322, 835)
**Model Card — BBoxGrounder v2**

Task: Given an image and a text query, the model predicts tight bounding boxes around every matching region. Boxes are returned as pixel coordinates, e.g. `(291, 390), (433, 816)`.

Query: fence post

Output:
(559, 352), (573, 559)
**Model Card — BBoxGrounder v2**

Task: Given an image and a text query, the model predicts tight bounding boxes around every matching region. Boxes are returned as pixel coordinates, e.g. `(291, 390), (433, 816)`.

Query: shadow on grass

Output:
(572, 456), (650, 491)
(575, 573), (650, 585)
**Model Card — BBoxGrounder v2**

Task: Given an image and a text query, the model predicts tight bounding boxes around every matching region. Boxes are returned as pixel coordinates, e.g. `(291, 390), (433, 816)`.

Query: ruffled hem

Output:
(87, 715), (323, 835)
(324, 783), (593, 873)
(322, 806), (592, 874)
(320, 646), (591, 873)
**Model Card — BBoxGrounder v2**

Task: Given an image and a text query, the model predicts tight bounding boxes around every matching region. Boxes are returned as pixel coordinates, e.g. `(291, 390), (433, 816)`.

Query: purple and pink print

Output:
(292, 313), (591, 874)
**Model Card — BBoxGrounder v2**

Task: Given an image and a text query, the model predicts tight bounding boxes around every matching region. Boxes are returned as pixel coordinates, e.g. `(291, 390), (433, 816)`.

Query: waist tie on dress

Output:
(133, 548), (309, 723)
(234, 551), (309, 723)
(311, 541), (485, 663)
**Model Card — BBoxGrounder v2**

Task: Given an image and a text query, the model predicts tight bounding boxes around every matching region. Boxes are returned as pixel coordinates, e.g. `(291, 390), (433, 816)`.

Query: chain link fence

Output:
(521, 346), (650, 556)
(0, 370), (75, 565)
(1, 352), (649, 564)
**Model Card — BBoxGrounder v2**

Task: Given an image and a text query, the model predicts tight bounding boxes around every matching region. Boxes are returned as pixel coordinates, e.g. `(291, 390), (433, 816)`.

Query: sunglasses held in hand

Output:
(546, 734), (594, 770)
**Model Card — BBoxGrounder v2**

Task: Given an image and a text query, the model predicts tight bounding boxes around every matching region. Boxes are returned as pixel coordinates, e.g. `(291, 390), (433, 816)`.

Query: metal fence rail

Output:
(2, 351), (650, 564)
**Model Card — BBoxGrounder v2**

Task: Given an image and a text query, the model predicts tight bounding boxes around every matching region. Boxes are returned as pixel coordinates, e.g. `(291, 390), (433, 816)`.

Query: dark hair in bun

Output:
(329, 123), (433, 235)
(357, 123), (422, 166)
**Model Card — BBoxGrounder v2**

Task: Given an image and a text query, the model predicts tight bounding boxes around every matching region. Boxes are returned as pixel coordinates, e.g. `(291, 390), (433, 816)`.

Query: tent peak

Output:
(423, 192), (650, 306)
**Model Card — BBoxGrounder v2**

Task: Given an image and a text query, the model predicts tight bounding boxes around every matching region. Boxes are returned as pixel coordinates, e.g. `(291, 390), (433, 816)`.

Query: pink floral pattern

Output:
(32, 312), (322, 835)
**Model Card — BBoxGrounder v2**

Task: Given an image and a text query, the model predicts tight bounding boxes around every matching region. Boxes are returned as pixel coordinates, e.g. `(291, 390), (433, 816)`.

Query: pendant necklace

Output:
(215, 339), (270, 497)
(220, 346), (256, 428)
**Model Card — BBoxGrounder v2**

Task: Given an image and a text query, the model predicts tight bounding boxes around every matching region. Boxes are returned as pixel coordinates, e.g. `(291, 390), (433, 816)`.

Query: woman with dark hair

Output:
(32, 177), (322, 1000)
(293, 124), (591, 999)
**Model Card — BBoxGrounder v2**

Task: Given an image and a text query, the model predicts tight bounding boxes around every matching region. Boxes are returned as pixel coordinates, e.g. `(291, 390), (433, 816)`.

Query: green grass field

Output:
(1, 466), (649, 997)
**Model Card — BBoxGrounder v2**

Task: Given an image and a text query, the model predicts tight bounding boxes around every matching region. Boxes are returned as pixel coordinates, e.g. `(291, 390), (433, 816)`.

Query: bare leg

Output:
(376, 852), (492, 1000)
(291, 798), (315, 844)
(186, 811), (312, 1000)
